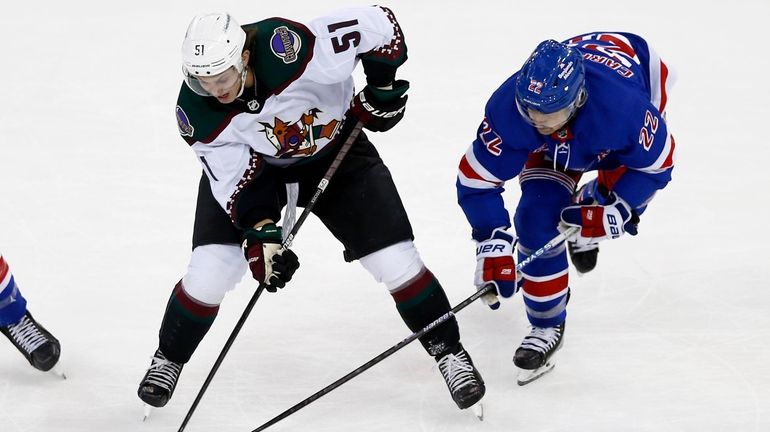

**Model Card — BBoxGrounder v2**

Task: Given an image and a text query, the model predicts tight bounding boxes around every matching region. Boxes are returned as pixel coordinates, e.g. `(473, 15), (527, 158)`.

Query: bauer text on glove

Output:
(474, 228), (517, 310)
(349, 80), (409, 132)
(559, 192), (638, 246)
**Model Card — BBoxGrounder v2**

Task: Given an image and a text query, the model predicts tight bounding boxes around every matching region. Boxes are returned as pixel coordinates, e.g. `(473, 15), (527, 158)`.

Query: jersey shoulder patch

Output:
(248, 18), (316, 95)
(176, 83), (239, 145)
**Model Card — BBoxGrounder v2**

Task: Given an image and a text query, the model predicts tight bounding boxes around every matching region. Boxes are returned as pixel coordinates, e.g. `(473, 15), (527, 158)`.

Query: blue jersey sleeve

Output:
(456, 87), (533, 241)
(611, 99), (676, 209)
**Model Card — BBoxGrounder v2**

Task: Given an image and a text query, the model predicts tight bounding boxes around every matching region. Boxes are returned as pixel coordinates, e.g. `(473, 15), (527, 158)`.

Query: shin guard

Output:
(158, 281), (219, 364)
(391, 269), (460, 358)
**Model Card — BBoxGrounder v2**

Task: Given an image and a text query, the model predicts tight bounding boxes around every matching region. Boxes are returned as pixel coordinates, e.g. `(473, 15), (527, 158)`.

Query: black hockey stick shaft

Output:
(250, 284), (495, 432)
(177, 121), (364, 432)
(250, 227), (579, 432)
(282, 121), (363, 248)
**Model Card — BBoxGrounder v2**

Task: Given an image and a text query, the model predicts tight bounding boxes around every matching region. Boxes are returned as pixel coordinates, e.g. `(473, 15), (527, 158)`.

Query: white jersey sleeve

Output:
(305, 6), (406, 84)
(177, 6), (408, 225)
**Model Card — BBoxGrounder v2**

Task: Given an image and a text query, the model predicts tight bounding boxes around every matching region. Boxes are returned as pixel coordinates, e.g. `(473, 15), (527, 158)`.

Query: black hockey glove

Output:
(349, 79), (409, 132)
(242, 223), (300, 292)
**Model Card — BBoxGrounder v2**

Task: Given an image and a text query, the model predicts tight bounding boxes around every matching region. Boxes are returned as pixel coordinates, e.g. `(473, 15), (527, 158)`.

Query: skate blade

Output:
(142, 405), (153, 422)
(471, 402), (484, 421)
(516, 361), (556, 386)
(49, 362), (67, 380)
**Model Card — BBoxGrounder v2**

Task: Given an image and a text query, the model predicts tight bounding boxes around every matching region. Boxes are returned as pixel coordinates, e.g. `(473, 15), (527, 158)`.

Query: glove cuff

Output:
(367, 79), (410, 102)
(476, 228), (515, 258)
(607, 193), (632, 222)
(243, 223), (282, 243)
(488, 227), (515, 244)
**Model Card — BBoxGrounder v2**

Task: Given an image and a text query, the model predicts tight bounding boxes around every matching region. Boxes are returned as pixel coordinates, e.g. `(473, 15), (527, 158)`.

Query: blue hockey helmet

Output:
(515, 40), (586, 126)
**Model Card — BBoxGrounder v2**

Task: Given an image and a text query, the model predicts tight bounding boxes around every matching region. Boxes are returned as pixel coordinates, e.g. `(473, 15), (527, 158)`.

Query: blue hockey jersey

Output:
(457, 32), (676, 241)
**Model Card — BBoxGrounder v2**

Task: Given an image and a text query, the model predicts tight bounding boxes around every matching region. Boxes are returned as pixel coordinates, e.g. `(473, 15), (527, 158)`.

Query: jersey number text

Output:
(638, 110), (659, 151)
(327, 20), (361, 53)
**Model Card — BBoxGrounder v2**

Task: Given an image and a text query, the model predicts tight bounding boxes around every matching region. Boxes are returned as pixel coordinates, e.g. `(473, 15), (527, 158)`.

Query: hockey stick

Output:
(177, 121), (364, 432)
(249, 226), (580, 432)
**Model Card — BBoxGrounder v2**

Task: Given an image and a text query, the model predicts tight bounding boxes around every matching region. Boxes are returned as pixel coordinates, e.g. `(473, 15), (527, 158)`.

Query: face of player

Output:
(516, 88), (586, 135)
(196, 67), (243, 104)
(525, 107), (573, 135)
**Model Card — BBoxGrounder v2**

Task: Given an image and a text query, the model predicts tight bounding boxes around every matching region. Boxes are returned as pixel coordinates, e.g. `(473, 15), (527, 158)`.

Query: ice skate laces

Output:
(520, 326), (562, 354)
(437, 350), (477, 392)
(144, 351), (182, 391)
(6, 315), (48, 354)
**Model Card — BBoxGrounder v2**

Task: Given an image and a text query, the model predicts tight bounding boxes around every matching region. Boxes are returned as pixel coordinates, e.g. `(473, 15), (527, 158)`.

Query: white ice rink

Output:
(1, 1), (768, 431)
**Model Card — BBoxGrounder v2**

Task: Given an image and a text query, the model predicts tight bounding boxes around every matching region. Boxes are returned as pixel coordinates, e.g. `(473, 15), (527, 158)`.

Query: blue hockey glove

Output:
(242, 224), (300, 292)
(349, 80), (409, 132)
(474, 228), (517, 310)
(560, 191), (638, 246)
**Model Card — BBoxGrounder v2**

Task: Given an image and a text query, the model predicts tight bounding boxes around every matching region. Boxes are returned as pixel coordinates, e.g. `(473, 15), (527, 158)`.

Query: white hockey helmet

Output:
(181, 13), (248, 97)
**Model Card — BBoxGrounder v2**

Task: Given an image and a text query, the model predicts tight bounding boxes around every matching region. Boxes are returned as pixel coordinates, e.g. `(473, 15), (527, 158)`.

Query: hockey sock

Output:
(521, 276), (570, 328)
(158, 281), (219, 364)
(0, 255), (28, 327)
(391, 268), (460, 358)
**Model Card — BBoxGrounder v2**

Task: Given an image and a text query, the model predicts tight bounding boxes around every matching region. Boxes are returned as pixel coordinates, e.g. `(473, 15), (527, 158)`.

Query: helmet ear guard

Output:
(514, 40), (586, 117)
(181, 12), (247, 97)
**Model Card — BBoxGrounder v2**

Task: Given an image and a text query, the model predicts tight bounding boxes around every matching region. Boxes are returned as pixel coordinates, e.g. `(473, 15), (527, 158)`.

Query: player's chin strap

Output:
(235, 64), (249, 98)
(247, 225), (581, 432)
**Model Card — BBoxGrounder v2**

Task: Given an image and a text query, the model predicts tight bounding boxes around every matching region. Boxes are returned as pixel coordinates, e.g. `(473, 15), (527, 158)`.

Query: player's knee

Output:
(515, 185), (571, 247)
(515, 209), (561, 250)
(359, 240), (424, 291)
(182, 244), (247, 304)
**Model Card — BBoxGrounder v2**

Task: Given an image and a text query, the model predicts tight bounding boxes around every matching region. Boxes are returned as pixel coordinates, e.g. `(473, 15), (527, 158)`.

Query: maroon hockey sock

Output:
(391, 268), (460, 357)
(158, 281), (219, 363)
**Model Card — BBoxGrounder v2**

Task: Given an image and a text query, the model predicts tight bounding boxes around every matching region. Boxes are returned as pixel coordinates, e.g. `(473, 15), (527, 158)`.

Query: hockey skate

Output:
(138, 348), (184, 419)
(568, 241), (599, 274)
(436, 344), (486, 417)
(513, 323), (565, 386)
(1, 311), (62, 375)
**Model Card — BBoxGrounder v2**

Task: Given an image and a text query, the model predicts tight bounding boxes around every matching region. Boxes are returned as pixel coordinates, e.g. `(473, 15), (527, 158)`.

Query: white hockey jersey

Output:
(174, 6), (406, 222)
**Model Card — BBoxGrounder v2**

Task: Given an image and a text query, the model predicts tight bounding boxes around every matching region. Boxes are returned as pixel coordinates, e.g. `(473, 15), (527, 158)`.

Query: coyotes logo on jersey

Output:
(260, 109), (341, 158)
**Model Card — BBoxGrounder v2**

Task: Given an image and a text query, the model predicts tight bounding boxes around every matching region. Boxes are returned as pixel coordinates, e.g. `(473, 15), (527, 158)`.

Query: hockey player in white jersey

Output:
(0, 253), (62, 374)
(138, 6), (485, 413)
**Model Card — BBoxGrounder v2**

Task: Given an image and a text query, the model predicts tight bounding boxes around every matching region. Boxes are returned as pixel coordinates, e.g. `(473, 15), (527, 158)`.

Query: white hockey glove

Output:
(559, 192), (638, 246)
(474, 228), (517, 310)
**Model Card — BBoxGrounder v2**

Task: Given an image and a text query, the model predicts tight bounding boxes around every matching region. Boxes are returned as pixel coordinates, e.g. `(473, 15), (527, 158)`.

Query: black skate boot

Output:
(436, 344), (486, 409)
(568, 241), (599, 274)
(514, 323), (565, 369)
(1, 311), (61, 372)
(138, 349), (184, 408)
(513, 323), (565, 385)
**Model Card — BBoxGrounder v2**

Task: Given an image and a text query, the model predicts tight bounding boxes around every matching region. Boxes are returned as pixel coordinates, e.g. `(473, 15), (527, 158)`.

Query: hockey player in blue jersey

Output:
(457, 33), (676, 384)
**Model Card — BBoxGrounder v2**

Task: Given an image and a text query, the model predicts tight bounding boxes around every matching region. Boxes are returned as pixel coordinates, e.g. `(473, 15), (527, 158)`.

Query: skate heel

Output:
(513, 323), (565, 385)
(436, 344), (486, 410)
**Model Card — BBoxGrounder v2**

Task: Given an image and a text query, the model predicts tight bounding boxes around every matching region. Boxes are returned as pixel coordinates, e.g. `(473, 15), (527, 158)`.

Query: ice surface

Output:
(1, 1), (768, 431)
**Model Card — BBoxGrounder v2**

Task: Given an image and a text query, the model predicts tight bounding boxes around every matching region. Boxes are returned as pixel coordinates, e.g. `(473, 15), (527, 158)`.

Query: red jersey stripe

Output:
(522, 273), (569, 297)
(659, 60), (670, 113)
(459, 156), (499, 185)
(0, 256), (9, 283)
